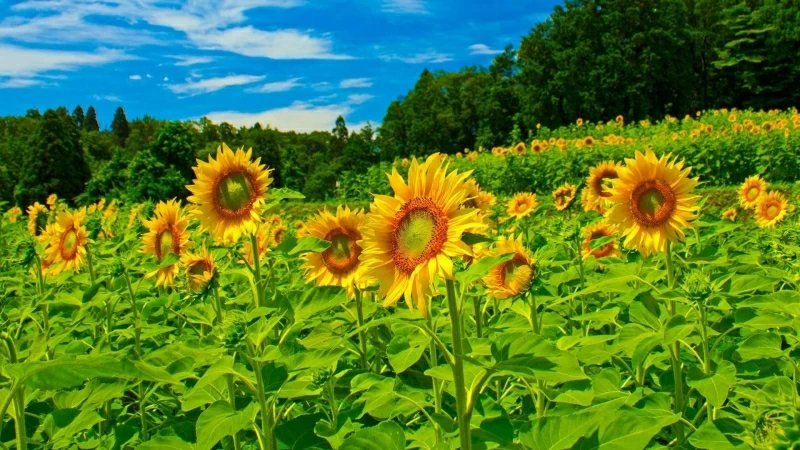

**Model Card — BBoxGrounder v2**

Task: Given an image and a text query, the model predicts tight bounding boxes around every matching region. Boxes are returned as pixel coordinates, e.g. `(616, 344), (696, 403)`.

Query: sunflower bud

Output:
(312, 367), (333, 387)
(561, 220), (579, 242)
(84, 214), (103, 240)
(222, 313), (248, 350)
(681, 270), (712, 303)
(15, 236), (37, 268)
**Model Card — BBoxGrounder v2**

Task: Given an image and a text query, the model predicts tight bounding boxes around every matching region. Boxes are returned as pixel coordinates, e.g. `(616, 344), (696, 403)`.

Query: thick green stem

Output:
(472, 296), (482, 338)
(2, 334), (25, 450)
(354, 289), (369, 370)
(226, 375), (243, 450)
(664, 242), (684, 442)
(213, 285), (224, 325)
(699, 303), (713, 421)
(426, 303), (443, 443)
(251, 346), (277, 450)
(250, 232), (264, 309)
(529, 292), (540, 335)
(446, 279), (471, 450)
(86, 245), (97, 285)
(124, 269), (147, 439)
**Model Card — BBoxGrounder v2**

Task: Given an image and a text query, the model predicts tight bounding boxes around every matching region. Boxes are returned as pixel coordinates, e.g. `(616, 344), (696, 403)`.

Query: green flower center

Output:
(61, 228), (78, 259)
(746, 187), (760, 201)
(156, 229), (176, 260)
(215, 171), (254, 215)
(397, 211), (435, 259)
(391, 198), (448, 274)
(631, 179), (676, 227)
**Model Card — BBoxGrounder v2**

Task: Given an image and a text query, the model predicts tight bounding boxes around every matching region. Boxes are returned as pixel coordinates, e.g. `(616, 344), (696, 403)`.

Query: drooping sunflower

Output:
(738, 175), (767, 209)
(581, 221), (621, 260)
(182, 246), (216, 293)
(722, 207), (737, 222)
(27, 202), (49, 237)
(8, 206), (22, 223)
(507, 192), (539, 220)
(552, 183), (577, 211)
(482, 235), (535, 299)
(40, 209), (91, 276)
(754, 191), (789, 228)
(359, 153), (484, 314)
(186, 144), (273, 244)
(270, 225), (287, 247)
(605, 151), (700, 256)
(302, 206), (368, 295)
(46, 194), (57, 210)
(243, 224), (271, 266)
(141, 200), (192, 287)
(586, 161), (623, 209)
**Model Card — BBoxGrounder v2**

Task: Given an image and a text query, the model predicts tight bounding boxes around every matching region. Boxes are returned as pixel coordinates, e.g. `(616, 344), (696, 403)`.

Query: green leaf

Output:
(688, 420), (738, 450)
(663, 315), (694, 346)
(686, 360), (737, 408)
(137, 436), (196, 450)
(456, 253), (513, 288)
(50, 409), (104, 445)
(269, 187), (305, 201)
(81, 282), (103, 303)
(195, 400), (258, 450)
(386, 323), (431, 373)
(289, 236), (331, 255)
(462, 232), (493, 246)
(595, 407), (679, 450)
(157, 252), (181, 269)
(292, 286), (349, 322)
(737, 332), (783, 361)
(341, 421), (406, 450)
(519, 397), (628, 450)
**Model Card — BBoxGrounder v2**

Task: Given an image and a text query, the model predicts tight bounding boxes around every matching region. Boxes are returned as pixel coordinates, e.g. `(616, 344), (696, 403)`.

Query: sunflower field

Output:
(2, 108), (800, 450)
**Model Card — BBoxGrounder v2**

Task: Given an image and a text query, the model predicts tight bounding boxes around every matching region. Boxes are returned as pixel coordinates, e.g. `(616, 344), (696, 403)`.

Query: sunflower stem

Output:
(426, 301), (443, 443)
(2, 333), (26, 450)
(664, 242), (685, 443)
(250, 232), (264, 309)
(354, 288), (369, 370)
(86, 245), (97, 285)
(445, 279), (471, 450)
(226, 374), (243, 450)
(213, 284), (224, 325)
(472, 296), (482, 338)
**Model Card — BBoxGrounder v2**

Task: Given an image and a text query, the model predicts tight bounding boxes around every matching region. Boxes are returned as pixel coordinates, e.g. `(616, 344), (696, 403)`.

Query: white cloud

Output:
(146, 74), (152, 78)
(468, 44), (503, 56)
(340, 78), (372, 88)
(164, 76), (169, 81)
(382, 0), (427, 14)
(203, 101), (355, 132)
(311, 81), (334, 91)
(191, 27), (352, 60)
(167, 74), (265, 95)
(0, 78), (44, 88)
(379, 51), (452, 64)
(309, 93), (338, 103)
(0, 11), (162, 46)
(346, 94), (374, 105)
(0, 44), (135, 77)
(93, 94), (122, 102)
(247, 77), (304, 93)
(129, 74), (142, 80)
(169, 55), (214, 66)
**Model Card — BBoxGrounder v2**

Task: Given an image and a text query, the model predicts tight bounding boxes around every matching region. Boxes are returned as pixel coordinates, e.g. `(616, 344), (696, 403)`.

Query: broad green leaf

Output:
(737, 332), (783, 361)
(686, 360), (737, 408)
(519, 396), (628, 450)
(289, 236), (331, 255)
(663, 315), (694, 346)
(462, 232), (494, 246)
(292, 286), (348, 322)
(137, 436), (196, 450)
(341, 421), (406, 450)
(195, 400), (258, 450)
(596, 407), (679, 450)
(456, 253), (513, 288)
(50, 409), (105, 446)
(688, 420), (738, 450)
(386, 323), (431, 373)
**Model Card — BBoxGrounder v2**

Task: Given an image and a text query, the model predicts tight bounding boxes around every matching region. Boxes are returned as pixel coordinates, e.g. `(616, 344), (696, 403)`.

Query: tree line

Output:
(375, 0), (800, 160)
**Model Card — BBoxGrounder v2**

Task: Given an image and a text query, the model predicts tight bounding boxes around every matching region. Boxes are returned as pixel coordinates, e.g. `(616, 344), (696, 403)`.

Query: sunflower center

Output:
(592, 170), (617, 198)
(587, 230), (614, 258)
(322, 228), (362, 275)
(630, 179), (676, 227)
(214, 171), (256, 217)
(746, 187), (760, 202)
(391, 197), (448, 274)
(515, 200), (530, 213)
(60, 228), (79, 260)
(155, 227), (179, 261)
(272, 228), (285, 245)
(189, 260), (211, 276)
(765, 202), (780, 219)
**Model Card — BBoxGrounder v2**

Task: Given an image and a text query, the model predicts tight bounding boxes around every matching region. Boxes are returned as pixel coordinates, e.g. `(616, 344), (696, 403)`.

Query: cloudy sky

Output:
(0, 0), (555, 132)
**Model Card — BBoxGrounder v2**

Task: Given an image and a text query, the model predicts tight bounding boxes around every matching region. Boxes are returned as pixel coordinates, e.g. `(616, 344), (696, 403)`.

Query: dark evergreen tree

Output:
(25, 109), (41, 119)
(330, 115), (348, 158)
(84, 106), (100, 132)
(72, 105), (85, 129)
(111, 106), (131, 146)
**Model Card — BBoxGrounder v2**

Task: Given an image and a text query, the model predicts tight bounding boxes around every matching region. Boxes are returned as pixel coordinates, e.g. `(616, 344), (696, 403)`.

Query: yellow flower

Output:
(482, 235), (534, 299)
(531, 141), (544, 153)
(182, 246), (216, 293)
(270, 224), (287, 247)
(141, 200), (192, 287)
(582, 221), (621, 260)
(127, 204), (143, 229)
(581, 189), (606, 214)
(729, 114), (737, 123)
(41, 209), (91, 276)
(295, 219), (309, 238)
(754, 191), (788, 228)
(27, 202), (49, 237)
(359, 153), (484, 315)
(46, 194), (57, 210)
(96, 198), (106, 212)
(267, 214), (282, 228)
(401, 158), (409, 168)
(243, 224), (271, 266)
(507, 192), (538, 220)
(186, 144), (273, 244)
(722, 207), (737, 222)
(615, 115), (624, 124)
(462, 179), (496, 214)
(738, 175), (767, 209)
(584, 136), (594, 146)
(605, 151), (699, 256)
(576, 118), (584, 126)
(513, 142), (526, 156)
(466, 151), (478, 161)
(552, 183), (577, 211)
(302, 206), (368, 296)
(586, 161), (622, 210)
(456, 152), (463, 159)
(8, 206), (22, 223)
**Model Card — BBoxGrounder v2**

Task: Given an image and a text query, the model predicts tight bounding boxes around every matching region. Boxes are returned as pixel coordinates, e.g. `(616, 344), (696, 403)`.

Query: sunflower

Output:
(141, 200), (192, 287)
(46, 194), (57, 210)
(401, 158), (409, 168)
(462, 179), (496, 214)
(754, 191), (788, 228)
(27, 202), (49, 237)
(586, 161), (622, 210)
(531, 141), (544, 153)
(40, 209), (91, 276)
(482, 235), (535, 299)
(552, 183), (577, 211)
(576, 118), (584, 126)
(359, 153), (484, 314)
(513, 142), (526, 156)
(507, 192), (538, 221)
(581, 221), (621, 260)
(96, 198), (106, 212)
(722, 208), (737, 222)
(605, 151), (699, 256)
(584, 136), (594, 146)
(243, 224), (271, 266)
(615, 115), (624, 124)
(302, 206), (367, 295)
(127, 204), (143, 229)
(295, 220), (309, 238)
(738, 175), (767, 209)
(186, 144), (273, 244)
(267, 214), (282, 228)
(182, 246), (216, 293)
(8, 206), (22, 223)
(581, 189), (606, 214)
(270, 225), (287, 247)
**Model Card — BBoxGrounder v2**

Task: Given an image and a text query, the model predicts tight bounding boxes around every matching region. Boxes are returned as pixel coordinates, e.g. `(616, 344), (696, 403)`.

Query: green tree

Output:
(149, 121), (198, 180)
(330, 115), (349, 158)
(111, 106), (131, 146)
(84, 106), (100, 132)
(72, 105), (85, 129)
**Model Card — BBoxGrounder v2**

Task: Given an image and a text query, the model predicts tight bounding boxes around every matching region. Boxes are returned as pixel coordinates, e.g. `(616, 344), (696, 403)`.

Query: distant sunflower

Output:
(586, 161), (622, 209)
(267, 214), (282, 228)
(295, 220), (309, 238)
(739, 175), (767, 209)
(552, 183), (577, 211)
(581, 189), (606, 214)
(581, 221), (621, 260)
(27, 202), (49, 237)
(41, 208), (91, 276)
(507, 192), (538, 220)
(513, 142), (526, 156)
(462, 179), (496, 214)
(141, 200), (192, 288)
(584, 136), (594, 146)
(576, 118), (584, 126)
(531, 141), (544, 154)
(182, 246), (216, 293)
(482, 235), (535, 299)
(186, 144), (273, 244)
(127, 204), (143, 229)
(722, 208), (737, 222)
(270, 224), (287, 247)
(605, 151), (699, 256)
(8, 206), (22, 224)
(243, 224), (271, 266)
(359, 153), (484, 314)
(46, 194), (57, 210)
(302, 206), (367, 296)
(615, 115), (624, 124)
(754, 191), (788, 228)
(401, 158), (409, 168)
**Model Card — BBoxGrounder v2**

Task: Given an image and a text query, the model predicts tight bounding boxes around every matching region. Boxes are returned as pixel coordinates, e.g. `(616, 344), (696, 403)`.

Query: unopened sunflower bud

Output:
(681, 270), (712, 302)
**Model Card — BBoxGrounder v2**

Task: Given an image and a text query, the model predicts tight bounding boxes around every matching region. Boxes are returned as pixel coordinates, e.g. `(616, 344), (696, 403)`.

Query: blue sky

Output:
(0, 0), (555, 132)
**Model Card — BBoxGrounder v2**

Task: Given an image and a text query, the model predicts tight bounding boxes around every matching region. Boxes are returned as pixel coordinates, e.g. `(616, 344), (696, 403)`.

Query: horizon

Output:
(0, 0), (555, 132)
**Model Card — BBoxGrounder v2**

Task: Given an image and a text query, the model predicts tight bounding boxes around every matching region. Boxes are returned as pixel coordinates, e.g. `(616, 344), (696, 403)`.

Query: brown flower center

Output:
(322, 227), (362, 275)
(391, 198), (448, 274)
(585, 229), (614, 258)
(592, 168), (618, 198)
(630, 179), (676, 227)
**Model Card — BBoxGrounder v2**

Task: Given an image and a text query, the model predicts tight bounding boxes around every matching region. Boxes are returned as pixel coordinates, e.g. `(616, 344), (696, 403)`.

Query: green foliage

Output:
(83, 106), (100, 132)
(71, 105), (84, 129)
(111, 106), (130, 146)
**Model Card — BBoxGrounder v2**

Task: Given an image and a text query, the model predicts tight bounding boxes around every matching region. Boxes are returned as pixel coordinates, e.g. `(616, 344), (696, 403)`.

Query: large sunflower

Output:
(27, 202), (49, 237)
(581, 221), (621, 260)
(41, 209), (91, 276)
(754, 191), (788, 228)
(359, 153), (484, 314)
(738, 175), (767, 209)
(182, 246), (216, 293)
(141, 200), (192, 287)
(507, 192), (538, 220)
(605, 151), (699, 256)
(186, 144), (273, 244)
(586, 161), (623, 210)
(552, 183), (577, 211)
(302, 206), (367, 296)
(482, 235), (535, 299)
